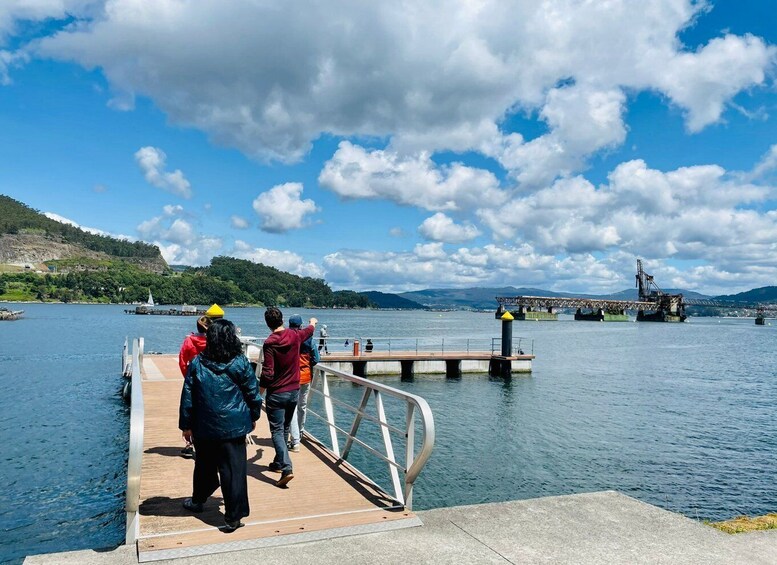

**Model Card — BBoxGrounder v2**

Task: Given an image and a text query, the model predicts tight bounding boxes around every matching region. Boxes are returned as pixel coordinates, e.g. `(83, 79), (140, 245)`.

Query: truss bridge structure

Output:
(497, 260), (776, 324)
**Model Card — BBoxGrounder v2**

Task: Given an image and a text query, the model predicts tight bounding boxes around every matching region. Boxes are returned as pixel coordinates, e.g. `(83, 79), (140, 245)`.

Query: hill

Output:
(714, 287), (777, 303)
(0, 195), (167, 272)
(360, 291), (427, 309)
(193, 256), (373, 308)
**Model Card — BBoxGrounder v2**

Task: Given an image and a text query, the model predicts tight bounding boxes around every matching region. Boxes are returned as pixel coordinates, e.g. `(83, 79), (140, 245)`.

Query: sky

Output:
(0, 0), (775, 295)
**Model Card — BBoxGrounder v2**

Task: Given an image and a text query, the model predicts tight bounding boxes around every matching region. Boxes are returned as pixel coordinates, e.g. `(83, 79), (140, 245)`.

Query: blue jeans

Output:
(289, 382), (310, 446)
(265, 389), (299, 473)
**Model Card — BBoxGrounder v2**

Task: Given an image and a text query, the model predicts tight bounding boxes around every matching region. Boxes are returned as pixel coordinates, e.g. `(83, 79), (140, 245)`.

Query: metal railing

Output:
(490, 337), (534, 356)
(305, 364), (435, 509)
(121, 337), (132, 377)
(125, 337), (145, 544)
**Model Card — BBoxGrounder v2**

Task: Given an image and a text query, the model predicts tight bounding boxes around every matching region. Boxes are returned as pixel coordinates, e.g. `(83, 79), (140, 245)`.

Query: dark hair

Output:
(264, 307), (283, 330)
(204, 319), (242, 363)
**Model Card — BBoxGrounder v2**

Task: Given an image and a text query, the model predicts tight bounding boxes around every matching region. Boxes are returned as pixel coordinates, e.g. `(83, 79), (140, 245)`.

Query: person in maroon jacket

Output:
(260, 307), (317, 487)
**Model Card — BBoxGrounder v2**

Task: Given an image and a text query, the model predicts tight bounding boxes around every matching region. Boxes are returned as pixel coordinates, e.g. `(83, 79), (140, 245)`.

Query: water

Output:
(1, 304), (776, 563)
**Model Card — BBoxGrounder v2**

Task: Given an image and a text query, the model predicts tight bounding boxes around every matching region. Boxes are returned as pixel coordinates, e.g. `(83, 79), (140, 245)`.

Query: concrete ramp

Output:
(25, 491), (777, 564)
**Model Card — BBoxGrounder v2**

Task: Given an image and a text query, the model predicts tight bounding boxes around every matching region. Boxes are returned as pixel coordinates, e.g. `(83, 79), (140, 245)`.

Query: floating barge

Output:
(124, 305), (205, 316)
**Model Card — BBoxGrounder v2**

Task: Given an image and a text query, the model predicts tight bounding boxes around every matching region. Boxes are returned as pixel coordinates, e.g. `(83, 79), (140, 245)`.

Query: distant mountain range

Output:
(360, 291), (427, 309)
(372, 285), (777, 311)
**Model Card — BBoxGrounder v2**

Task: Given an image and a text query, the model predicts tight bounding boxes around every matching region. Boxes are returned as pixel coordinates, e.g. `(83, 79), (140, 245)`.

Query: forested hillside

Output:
(191, 257), (373, 308)
(0, 196), (375, 307)
(0, 195), (163, 260)
(0, 255), (374, 307)
(715, 287), (777, 303)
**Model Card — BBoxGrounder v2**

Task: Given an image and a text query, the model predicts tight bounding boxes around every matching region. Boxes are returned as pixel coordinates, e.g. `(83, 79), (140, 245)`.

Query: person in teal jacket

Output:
(179, 319), (262, 532)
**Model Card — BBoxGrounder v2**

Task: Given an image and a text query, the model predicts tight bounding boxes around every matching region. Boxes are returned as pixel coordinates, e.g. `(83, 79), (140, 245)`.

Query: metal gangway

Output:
(121, 338), (434, 561)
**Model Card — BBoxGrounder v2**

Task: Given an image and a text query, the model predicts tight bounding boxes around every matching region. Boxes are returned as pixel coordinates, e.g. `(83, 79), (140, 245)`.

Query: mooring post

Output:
(500, 311), (514, 378)
(501, 311), (513, 356)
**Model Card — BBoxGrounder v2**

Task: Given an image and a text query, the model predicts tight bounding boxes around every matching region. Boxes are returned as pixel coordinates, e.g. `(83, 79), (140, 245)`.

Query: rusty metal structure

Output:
(496, 260), (776, 323)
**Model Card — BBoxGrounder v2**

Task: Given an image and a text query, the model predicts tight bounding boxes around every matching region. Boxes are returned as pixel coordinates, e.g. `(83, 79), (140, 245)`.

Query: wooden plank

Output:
(137, 355), (417, 557)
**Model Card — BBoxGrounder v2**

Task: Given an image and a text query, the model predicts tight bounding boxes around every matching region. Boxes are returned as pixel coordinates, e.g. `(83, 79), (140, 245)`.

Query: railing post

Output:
(321, 373), (340, 457)
(375, 390), (403, 504)
(405, 404), (416, 508)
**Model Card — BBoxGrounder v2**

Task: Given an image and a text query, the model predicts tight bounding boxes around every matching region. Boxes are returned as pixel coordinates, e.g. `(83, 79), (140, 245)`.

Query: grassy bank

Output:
(709, 513), (777, 534)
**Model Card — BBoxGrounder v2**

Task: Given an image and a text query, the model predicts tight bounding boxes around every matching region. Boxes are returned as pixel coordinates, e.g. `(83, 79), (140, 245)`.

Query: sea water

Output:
(1, 304), (775, 563)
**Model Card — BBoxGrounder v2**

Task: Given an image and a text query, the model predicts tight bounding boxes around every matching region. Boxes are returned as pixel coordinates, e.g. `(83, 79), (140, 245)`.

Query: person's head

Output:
(264, 306), (283, 331)
(196, 315), (211, 334)
(288, 314), (303, 328)
(204, 319), (242, 363)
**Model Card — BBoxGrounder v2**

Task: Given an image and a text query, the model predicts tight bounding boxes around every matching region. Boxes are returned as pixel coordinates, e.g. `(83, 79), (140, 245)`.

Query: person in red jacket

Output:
(260, 307), (316, 487)
(177, 305), (225, 457)
(179, 305), (225, 376)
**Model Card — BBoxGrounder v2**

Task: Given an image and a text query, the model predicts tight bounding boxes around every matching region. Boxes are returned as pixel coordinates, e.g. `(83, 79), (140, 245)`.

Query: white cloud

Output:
(230, 215), (250, 229)
(322, 243), (624, 293)
(136, 206), (221, 265)
(474, 159), (777, 278)
(22, 0), (770, 168)
(252, 182), (317, 233)
(746, 144), (777, 182)
(486, 86), (628, 187)
(231, 240), (323, 278)
(43, 211), (135, 241)
(134, 146), (192, 199)
(657, 34), (775, 132)
(419, 212), (480, 243)
(319, 141), (507, 211)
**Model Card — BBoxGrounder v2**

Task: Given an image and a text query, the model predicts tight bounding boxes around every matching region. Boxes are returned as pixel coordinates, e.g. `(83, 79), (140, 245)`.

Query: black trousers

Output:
(192, 436), (249, 523)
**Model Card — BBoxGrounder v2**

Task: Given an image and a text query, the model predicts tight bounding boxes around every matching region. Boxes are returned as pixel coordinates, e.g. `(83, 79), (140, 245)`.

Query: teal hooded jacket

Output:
(179, 354), (262, 440)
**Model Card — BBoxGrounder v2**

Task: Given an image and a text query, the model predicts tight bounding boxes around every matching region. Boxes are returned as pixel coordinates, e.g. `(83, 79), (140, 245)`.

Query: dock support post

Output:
(445, 359), (461, 378)
(352, 361), (367, 378)
(500, 358), (512, 379)
(400, 360), (414, 380)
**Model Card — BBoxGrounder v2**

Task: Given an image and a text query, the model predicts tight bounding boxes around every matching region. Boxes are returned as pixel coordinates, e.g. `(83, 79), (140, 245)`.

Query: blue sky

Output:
(0, 1), (775, 294)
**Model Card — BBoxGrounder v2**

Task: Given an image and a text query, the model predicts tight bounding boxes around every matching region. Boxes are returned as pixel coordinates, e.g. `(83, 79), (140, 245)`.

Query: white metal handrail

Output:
(305, 364), (435, 510)
(125, 337), (145, 544)
(121, 337), (132, 377)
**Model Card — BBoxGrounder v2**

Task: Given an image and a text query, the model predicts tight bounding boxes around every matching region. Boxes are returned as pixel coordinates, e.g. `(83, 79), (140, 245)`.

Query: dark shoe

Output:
(276, 471), (294, 487)
(268, 462), (283, 473)
(182, 498), (203, 513)
(222, 520), (244, 533)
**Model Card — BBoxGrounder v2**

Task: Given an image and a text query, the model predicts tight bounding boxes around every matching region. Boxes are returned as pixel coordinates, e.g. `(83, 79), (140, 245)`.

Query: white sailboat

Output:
(147, 290), (155, 307)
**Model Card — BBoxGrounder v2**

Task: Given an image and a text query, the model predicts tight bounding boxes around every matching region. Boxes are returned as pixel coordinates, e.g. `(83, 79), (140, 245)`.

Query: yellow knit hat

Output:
(205, 304), (224, 318)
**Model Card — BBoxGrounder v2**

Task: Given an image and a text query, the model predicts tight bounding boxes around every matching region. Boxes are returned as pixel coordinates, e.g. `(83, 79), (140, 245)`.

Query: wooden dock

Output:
(321, 350), (535, 376)
(133, 354), (420, 562)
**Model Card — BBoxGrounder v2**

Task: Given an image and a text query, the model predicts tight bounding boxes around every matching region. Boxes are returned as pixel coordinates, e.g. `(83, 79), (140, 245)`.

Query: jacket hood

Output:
(199, 355), (241, 374)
